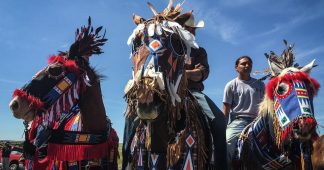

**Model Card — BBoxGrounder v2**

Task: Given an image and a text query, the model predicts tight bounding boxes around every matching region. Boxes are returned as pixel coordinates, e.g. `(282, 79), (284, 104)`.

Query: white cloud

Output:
(60, 43), (69, 48)
(218, 0), (260, 7)
(246, 8), (324, 41)
(184, 3), (242, 44)
(296, 45), (324, 59)
(0, 78), (24, 85)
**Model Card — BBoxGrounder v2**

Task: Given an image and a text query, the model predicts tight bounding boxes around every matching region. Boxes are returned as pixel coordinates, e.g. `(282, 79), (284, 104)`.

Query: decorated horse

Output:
(233, 40), (320, 170)
(123, 1), (217, 169)
(9, 18), (118, 170)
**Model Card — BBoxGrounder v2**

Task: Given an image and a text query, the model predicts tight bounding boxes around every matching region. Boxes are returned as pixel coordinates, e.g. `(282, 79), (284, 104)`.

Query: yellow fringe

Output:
(301, 152), (305, 170)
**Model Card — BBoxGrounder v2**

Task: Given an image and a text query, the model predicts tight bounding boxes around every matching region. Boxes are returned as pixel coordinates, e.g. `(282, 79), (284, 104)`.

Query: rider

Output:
(183, 14), (228, 170)
(223, 56), (265, 169)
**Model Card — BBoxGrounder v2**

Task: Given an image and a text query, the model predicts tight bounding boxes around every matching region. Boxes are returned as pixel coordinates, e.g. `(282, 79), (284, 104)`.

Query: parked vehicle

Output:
(0, 146), (24, 170)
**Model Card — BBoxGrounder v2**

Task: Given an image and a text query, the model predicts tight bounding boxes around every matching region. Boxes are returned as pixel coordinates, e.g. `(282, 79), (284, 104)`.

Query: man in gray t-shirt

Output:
(222, 56), (265, 169)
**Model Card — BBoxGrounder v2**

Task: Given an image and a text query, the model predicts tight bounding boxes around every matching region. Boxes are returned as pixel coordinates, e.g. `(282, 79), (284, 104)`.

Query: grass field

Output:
(118, 143), (122, 169)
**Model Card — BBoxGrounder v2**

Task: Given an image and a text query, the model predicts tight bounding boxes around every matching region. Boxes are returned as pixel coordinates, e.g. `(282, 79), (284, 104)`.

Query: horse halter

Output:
(268, 70), (319, 142)
(126, 18), (199, 107)
(13, 56), (90, 126)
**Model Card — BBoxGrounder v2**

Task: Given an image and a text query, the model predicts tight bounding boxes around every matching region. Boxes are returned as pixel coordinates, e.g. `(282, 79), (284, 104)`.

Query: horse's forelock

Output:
(47, 55), (81, 75)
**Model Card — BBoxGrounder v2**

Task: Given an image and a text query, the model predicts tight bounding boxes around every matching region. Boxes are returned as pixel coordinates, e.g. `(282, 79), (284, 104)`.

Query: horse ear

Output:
(268, 57), (283, 76)
(147, 2), (159, 16)
(133, 14), (146, 25)
(174, 11), (193, 26)
(300, 59), (316, 73)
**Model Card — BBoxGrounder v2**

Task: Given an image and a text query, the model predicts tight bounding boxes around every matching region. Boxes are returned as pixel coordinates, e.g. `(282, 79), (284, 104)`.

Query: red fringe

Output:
(13, 89), (44, 110)
(48, 55), (81, 75)
(107, 128), (119, 170)
(47, 141), (109, 161)
(281, 117), (318, 141)
(281, 124), (292, 141)
(266, 71), (320, 100)
(46, 128), (119, 162)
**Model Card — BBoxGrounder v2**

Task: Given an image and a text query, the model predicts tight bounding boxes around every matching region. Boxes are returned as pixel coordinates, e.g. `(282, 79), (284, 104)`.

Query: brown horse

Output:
(312, 135), (324, 170)
(123, 1), (216, 170)
(9, 17), (118, 170)
(235, 41), (320, 170)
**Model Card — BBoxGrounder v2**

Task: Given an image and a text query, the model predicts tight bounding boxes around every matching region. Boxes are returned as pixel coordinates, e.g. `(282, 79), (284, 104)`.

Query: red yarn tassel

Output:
(47, 141), (109, 161)
(13, 89), (44, 110)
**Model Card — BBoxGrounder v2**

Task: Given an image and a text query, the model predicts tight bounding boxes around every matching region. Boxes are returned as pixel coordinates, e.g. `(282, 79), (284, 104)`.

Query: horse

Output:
(123, 1), (217, 169)
(9, 17), (118, 170)
(312, 135), (324, 170)
(233, 41), (320, 170)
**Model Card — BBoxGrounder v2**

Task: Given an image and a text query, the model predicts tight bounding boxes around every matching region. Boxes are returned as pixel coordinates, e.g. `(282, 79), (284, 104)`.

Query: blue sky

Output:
(0, 0), (323, 141)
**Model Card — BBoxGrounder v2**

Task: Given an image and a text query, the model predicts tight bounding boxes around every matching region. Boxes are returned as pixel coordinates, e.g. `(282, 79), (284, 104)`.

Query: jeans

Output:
(191, 91), (227, 170)
(2, 157), (10, 170)
(226, 117), (254, 169)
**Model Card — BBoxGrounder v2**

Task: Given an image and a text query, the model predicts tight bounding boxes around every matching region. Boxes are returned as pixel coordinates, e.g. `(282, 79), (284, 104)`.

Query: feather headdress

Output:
(64, 17), (108, 61)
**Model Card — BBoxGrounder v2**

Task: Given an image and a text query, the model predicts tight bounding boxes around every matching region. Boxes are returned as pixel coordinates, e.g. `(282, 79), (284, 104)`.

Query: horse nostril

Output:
(10, 100), (19, 111)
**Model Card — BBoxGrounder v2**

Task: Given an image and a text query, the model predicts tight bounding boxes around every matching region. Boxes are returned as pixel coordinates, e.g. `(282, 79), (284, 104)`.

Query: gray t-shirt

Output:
(223, 77), (265, 119)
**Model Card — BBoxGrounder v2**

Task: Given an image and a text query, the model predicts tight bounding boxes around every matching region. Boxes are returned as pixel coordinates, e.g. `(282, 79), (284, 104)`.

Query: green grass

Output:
(118, 143), (123, 170)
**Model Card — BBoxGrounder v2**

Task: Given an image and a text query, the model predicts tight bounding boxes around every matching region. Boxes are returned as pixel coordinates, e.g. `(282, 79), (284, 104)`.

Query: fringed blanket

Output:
(26, 105), (118, 170)
(238, 116), (292, 170)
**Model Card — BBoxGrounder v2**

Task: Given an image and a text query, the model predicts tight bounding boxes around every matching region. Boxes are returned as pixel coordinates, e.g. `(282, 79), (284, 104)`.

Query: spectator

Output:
(223, 56), (265, 169)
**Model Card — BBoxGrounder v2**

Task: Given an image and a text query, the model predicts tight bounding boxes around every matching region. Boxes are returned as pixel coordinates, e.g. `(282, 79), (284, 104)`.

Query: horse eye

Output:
(46, 64), (65, 79)
(276, 82), (289, 95)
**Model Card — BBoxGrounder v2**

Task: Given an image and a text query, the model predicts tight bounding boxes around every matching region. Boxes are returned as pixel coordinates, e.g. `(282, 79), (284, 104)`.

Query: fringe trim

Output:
(13, 89), (44, 110)
(47, 141), (108, 161)
(47, 129), (118, 161)
(48, 55), (81, 75)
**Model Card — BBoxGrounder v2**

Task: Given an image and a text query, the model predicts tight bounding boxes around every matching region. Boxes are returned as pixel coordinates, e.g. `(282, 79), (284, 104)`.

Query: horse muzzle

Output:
(293, 115), (317, 141)
(136, 101), (162, 121)
(9, 96), (35, 121)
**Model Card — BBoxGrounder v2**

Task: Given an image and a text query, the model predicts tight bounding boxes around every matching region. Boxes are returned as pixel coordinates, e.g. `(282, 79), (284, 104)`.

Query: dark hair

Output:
(235, 55), (253, 67)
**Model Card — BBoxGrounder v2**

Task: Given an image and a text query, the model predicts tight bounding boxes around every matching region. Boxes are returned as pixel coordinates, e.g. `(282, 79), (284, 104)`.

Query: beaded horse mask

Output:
(124, 1), (198, 120)
(264, 40), (320, 143)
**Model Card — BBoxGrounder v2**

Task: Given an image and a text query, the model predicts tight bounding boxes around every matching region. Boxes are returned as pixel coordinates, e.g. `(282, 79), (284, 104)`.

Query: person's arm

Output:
(223, 81), (233, 123)
(186, 69), (203, 82)
(223, 102), (231, 122)
(186, 48), (209, 82)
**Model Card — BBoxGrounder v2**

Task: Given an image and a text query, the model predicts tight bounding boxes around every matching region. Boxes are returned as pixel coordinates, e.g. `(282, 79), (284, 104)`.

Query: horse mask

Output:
(264, 41), (320, 144)
(124, 2), (199, 121)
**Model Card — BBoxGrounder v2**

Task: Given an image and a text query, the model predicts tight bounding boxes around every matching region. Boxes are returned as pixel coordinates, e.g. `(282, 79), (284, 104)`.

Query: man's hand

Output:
(186, 69), (202, 82)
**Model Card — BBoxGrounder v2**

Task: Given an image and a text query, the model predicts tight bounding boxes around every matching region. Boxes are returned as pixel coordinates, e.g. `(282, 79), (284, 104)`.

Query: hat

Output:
(184, 15), (204, 28)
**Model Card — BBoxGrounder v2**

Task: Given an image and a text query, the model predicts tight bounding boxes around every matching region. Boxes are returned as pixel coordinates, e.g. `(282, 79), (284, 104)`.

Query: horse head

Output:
(125, 0), (197, 122)
(260, 40), (320, 150)
(9, 17), (108, 132)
